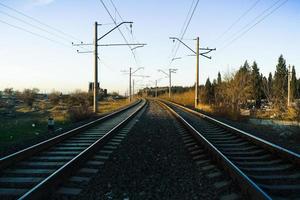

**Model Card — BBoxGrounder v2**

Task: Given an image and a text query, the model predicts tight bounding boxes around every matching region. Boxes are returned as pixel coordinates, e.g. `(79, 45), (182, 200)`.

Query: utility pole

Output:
(73, 21), (146, 113)
(122, 67), (146, 102)
(133, 79), (135, 100)
(169, 69), (171, 98)
(158, 69), (177, 98)
(169, 37), (215, 108)
(93, 22), (98, 113)
(155, 80), (158, 98)
(195, 37), (199, 108)
(288, 65), (291, 107)
(129, 67), (132, 102)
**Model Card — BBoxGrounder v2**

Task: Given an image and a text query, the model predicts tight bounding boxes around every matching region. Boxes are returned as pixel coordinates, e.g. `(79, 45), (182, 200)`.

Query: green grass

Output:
(0, 106), (70, 153)
(0, 99), (130, 153)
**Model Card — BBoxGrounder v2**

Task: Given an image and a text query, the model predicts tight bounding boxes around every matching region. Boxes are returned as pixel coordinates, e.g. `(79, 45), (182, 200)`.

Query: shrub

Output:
(67, 104), (93, 122)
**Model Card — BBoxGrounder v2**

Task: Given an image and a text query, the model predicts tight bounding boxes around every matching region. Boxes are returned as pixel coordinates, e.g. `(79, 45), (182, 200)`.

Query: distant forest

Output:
(144, 55), (300, 119)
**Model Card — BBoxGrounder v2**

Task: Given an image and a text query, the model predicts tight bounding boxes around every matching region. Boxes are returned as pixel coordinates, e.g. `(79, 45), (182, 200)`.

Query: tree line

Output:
(200, 55), (300, 117)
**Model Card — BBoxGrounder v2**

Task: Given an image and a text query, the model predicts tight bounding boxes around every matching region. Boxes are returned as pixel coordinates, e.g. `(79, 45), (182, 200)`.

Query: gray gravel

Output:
(77, 101), (217, 200)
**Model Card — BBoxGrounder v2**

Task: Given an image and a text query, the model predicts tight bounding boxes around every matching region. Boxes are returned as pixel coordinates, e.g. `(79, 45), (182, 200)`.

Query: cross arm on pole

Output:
(132, 67), (144, 75)
(77, 50), (93, 54)
(199, 53), (211, 59)
(97, 21), (133, 41)
(131, 45), (145, 50)
(170, 68), (178, 73)
(132, 75), (150, 78)
(169, 37), (196, 54)
(98, 43), (146, 47)
(72, 42), (93, 46)
(158, 69), (169, 76)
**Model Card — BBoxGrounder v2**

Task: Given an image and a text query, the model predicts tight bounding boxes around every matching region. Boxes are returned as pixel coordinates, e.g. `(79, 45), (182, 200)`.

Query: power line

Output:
(0, 19), (72, 48)
(99, 0), (139, 64)
(109, 0), (142, 65)
(218, 0), (284, 50)
(0, 10), (73, 44)
(109, 0), (135, 42)
(170, 0), (196, 57)
(170, 0), (200, 64)
(220, 0), (288, 51)
(213, 0), (261, 45)
(0, 2), (83, 43)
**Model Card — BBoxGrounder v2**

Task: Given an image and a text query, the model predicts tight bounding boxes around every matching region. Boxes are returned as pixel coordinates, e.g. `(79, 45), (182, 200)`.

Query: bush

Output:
(48, 91), (61, 105)
(18, 88), (39, 107)
(64, 91), (94, 122)
(67, 104), (93, 122)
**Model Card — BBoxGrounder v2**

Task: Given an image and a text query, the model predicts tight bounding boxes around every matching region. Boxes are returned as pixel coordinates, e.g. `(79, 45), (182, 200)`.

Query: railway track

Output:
(159, 99), (300, 200)
(0, 99), (146, 200)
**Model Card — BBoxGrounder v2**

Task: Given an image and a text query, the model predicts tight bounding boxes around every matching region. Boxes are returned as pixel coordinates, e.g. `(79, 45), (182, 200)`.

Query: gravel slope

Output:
(77, 100), (217, 200)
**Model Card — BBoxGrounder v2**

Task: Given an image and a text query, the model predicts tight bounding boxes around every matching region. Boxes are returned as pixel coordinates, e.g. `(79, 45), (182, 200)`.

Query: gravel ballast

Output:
(77, 100), (218, 200)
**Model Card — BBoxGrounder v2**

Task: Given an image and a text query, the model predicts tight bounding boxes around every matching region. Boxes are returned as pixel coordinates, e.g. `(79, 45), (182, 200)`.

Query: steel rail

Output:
(160, 99), (300, 165)
(0, 99), (141, 170)
(157, 100), (273, 200)
(18, 99), (147, 199)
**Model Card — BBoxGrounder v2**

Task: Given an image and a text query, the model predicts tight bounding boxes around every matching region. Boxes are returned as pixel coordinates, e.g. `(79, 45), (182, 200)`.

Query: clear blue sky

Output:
(0, 0), (299, 94)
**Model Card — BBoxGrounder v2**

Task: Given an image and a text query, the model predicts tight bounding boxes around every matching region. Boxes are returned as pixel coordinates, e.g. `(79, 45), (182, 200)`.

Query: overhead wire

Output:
(0, 19), (72, 48)
(0, 10), (73, 45)
(219, 0), (288, 51)
(169, 0), (200, 65)
(99, 0), (139, 65)
(0, 2), (90, 51)
(168, 0), (196, 60)
(213, 0), (261, 45)
(0, 2), (83, 43)
(109, 0), (141, 65)
(109, 0), (136, 42)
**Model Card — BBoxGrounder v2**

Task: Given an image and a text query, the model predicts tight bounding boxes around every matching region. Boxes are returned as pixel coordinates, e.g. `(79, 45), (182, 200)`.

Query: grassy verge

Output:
(0, 98), (130, 155)
(159, 90), (244, 120)
(98, 98), (131, 114)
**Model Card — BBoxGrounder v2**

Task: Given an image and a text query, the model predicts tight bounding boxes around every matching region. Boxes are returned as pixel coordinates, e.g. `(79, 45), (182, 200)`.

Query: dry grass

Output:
(98, 98), (131, 114)
(197, 103), (214, 113)
(159, 90), (243, 120)
(160, 90), (195, 107)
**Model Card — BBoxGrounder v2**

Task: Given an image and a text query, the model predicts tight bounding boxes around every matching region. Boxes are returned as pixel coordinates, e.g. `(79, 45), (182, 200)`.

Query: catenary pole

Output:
(195, 37), (199, 108)
(155, 80), (158, 98)
(129, 67), (132, 102)
(93, 22), (98, 113)
(169, 69), (171, 98)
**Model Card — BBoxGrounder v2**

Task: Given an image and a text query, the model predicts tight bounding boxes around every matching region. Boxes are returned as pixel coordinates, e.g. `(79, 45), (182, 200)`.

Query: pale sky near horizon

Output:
(0, 0), (299, 94)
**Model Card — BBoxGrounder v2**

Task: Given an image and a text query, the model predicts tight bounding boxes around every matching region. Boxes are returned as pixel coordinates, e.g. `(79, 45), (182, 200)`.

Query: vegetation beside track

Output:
(0, 94), (130, 155)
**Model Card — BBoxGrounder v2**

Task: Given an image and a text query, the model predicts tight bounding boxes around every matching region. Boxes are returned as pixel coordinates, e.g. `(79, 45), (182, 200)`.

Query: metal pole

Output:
(93, 21), (98, 113)
(133, 79), (135, 100)
(129, 67), (132, 102)
(155, 80), (158, 98)
(288, 65), (291, 107)
(169, 69), (171, 98)
(195, 37), (199, 108)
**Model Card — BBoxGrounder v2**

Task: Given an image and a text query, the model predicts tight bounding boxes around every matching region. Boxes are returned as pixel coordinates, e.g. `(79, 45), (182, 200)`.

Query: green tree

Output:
(268, 72), (273, 91)
(3, 88), (14, 96)
(217, 72), (222, 84)
(19, 88), (39, 107)
(251, 61), (262, 107)
(290, 66), (298, 100)
(298, 78), (300, 99)
(273, 55), (288, 111)
(204, 78), (214, 104)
